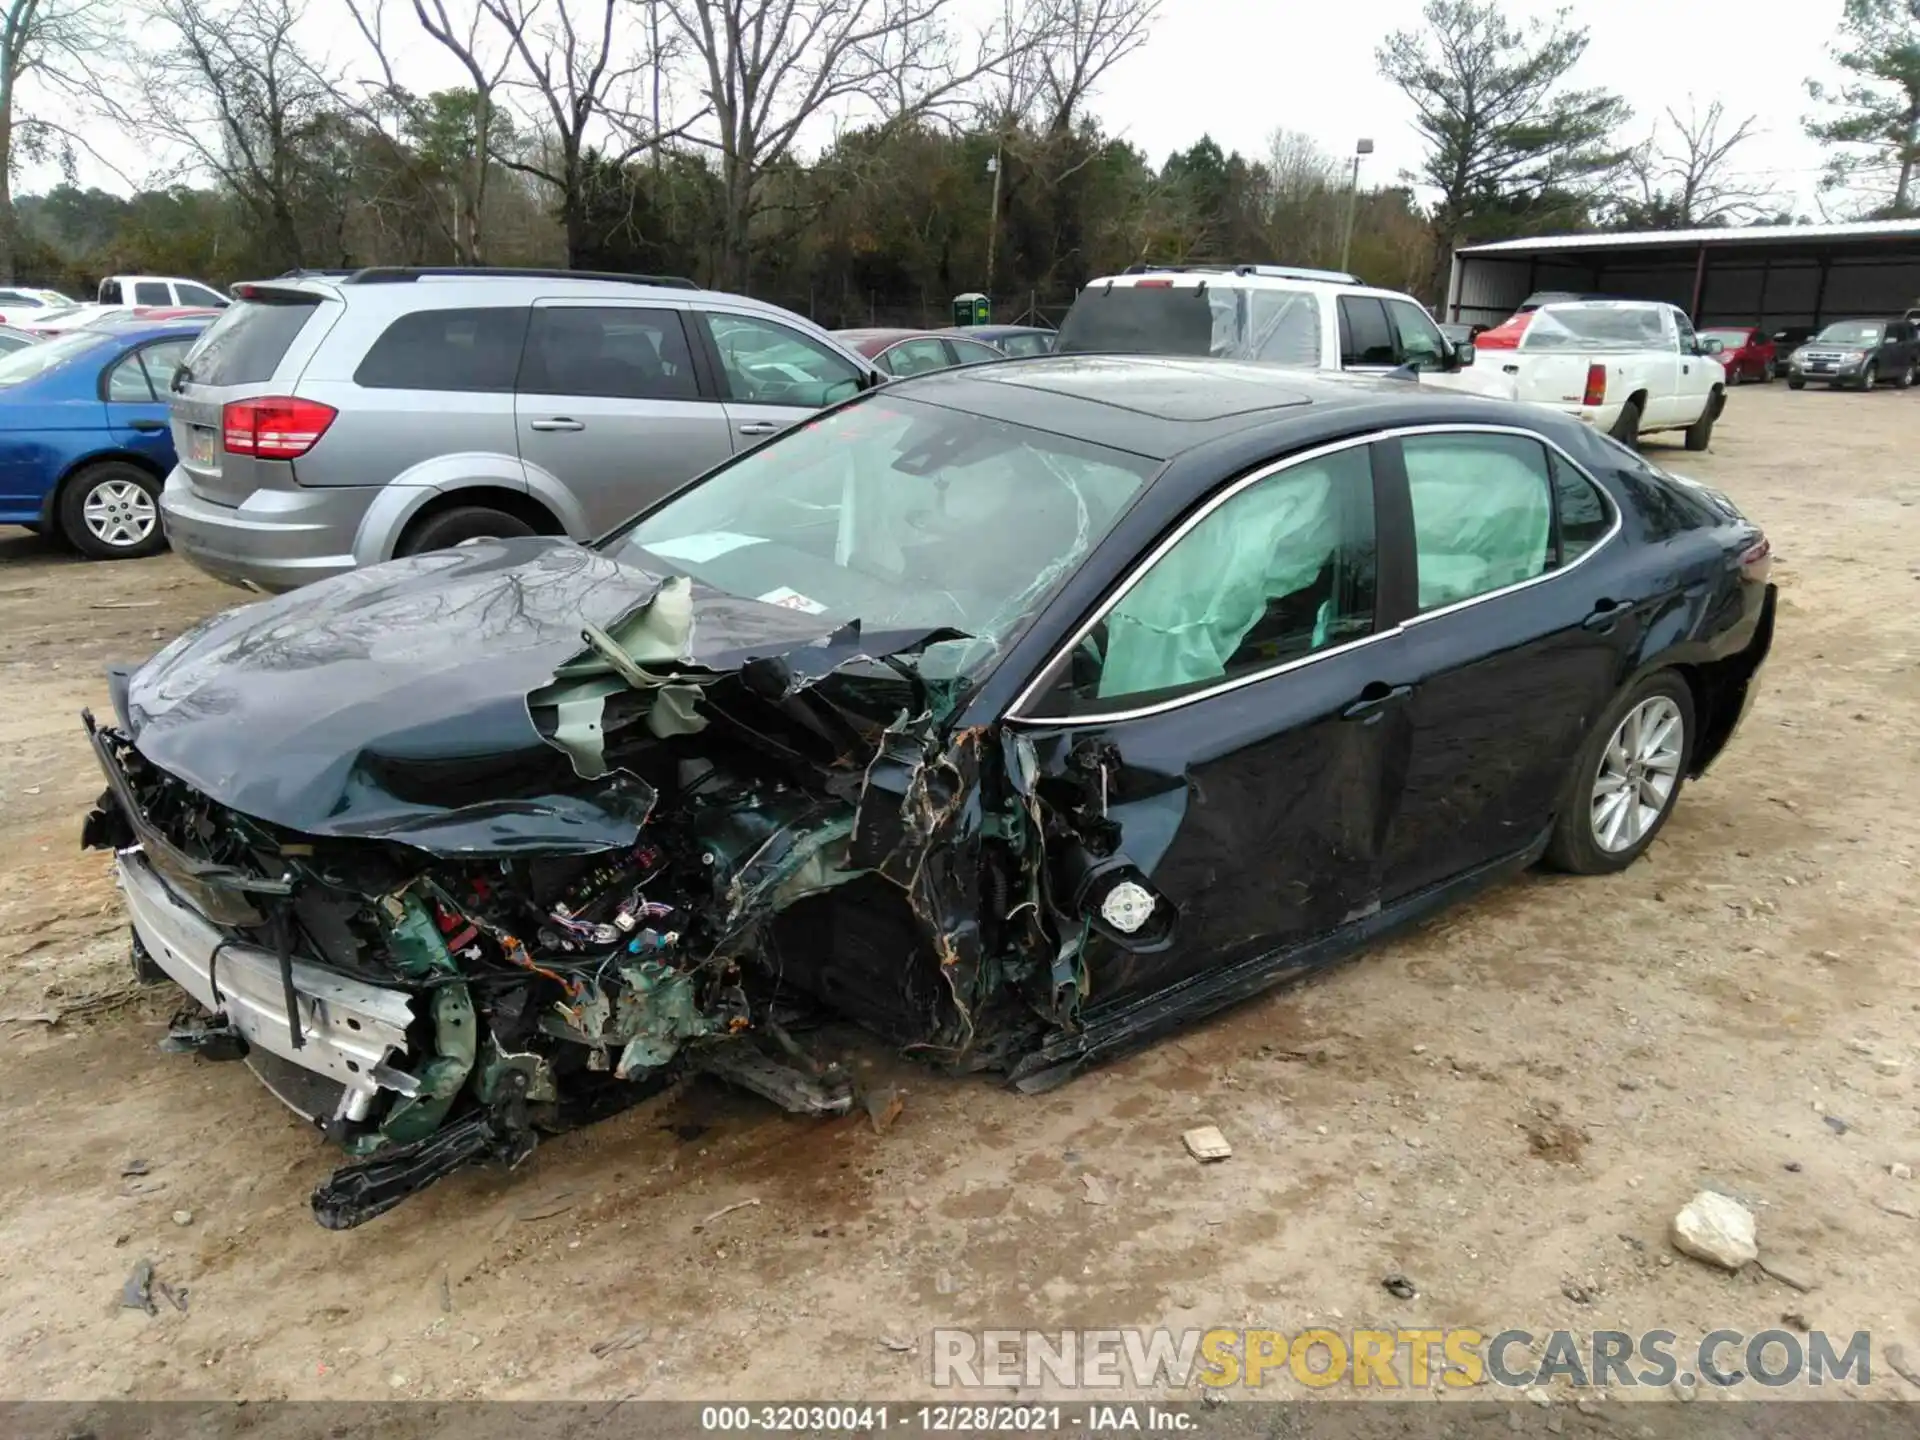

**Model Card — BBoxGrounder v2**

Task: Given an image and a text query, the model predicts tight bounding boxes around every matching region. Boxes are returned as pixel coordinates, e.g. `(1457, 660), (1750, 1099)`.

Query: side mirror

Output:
(1454, 341), (1475, 368)
(1699, 337), (1724, 356)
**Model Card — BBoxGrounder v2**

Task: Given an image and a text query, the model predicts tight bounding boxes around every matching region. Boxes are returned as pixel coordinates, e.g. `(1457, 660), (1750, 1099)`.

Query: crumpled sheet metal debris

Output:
(83, 532), (1213, 1226)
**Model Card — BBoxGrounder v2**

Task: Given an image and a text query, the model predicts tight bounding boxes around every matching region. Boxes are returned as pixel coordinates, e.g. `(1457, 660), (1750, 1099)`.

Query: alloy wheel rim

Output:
(1590, 696), (1684, 853)
(81, 479), (157, 547)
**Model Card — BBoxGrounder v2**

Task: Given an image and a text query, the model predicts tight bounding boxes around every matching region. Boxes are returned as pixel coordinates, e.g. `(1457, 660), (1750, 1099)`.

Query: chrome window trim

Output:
(1003, 421), (1622, 727)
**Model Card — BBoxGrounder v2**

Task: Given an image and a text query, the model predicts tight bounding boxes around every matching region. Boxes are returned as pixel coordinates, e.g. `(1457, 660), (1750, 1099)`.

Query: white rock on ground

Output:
(1670, 1190), (1758, 1270)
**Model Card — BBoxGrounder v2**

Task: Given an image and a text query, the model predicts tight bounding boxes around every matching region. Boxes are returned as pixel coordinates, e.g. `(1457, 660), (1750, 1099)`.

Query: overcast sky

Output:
(21, 0), (1854, 219)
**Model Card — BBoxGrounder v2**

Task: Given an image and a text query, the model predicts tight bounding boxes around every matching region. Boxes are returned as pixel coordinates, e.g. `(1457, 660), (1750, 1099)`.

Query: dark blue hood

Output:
(119, 537), (852, 854)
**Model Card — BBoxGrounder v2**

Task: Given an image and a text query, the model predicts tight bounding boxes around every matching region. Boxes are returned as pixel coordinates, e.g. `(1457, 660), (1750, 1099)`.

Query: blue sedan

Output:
(0, 317), (210, 560)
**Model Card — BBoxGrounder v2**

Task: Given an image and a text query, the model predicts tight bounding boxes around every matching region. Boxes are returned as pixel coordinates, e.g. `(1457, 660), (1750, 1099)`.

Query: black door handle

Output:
(1341, 682), (1412, 722)
(128, 419), (166, 432)
(1583, 598), (1624, 633)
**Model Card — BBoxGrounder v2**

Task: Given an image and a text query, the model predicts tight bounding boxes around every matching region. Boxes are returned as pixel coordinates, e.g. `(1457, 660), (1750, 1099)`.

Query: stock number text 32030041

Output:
(699, 1405), (1071, 1432)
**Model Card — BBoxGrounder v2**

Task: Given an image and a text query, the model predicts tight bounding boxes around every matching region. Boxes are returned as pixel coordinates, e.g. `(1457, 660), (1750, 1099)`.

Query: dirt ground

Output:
(0, 383), (1917, 1407)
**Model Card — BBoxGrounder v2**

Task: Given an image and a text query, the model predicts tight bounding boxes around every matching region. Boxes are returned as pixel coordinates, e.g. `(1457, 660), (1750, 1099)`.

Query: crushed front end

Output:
(77, 549), (1077, 1226)
(84, 710), (878, 1227)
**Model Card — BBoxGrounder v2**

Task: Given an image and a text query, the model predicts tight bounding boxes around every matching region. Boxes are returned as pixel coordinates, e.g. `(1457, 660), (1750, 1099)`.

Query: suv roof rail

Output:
(274, 268), (361, 278)
(342, 266), (701, 290)
(1120, 262), (1361, 285)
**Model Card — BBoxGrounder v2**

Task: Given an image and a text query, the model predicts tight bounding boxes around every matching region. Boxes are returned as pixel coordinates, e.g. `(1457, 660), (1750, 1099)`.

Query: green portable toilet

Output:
(952, 292), (990, 327)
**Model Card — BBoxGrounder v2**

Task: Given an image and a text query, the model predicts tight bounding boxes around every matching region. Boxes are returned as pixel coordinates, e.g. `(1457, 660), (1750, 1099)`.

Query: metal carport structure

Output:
(1445, 220), (1920, 330)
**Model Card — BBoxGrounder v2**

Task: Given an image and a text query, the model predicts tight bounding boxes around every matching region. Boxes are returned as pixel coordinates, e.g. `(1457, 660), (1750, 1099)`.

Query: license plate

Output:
(185, 426), (216, 466)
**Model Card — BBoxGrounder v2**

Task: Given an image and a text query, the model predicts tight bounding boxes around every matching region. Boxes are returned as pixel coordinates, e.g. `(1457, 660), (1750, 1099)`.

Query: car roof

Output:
(881, 354), (1530, 461)
(834, 328), (939, 352)
(1079, 270), (1422, 305)
(943, 324), (1053, 337)
(88, 318), (213, 342)
(241, 270), (840, 333)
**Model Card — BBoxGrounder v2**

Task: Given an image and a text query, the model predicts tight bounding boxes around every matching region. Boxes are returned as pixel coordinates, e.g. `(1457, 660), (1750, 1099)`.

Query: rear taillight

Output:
(222, 397), (337, 460)
(1582, 364), (1607, 408)
(1739, 536), (1772, 582)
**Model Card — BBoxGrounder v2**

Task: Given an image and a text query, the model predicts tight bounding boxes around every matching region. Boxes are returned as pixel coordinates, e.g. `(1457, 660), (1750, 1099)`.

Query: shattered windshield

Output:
(608, 394), (1156, 670)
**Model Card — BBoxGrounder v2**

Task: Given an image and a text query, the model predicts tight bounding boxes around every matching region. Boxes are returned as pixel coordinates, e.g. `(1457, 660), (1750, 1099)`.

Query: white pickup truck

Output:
(1456, 299), (1728, 451)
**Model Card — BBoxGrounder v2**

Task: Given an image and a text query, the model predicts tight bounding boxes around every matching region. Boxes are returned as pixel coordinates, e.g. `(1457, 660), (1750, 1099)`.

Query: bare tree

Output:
(666, 0), (1057, 289)
(0, 0), (112, 278)
(1256, 129), (1346, 265)
(348, 0), (515, 263)
(1028, 0), (1155, 134)
(117, 0), (354, 268)
(477, 0), (697, 266)
(967, 0), (1154, 290)
(1616, 100), (1777, 228)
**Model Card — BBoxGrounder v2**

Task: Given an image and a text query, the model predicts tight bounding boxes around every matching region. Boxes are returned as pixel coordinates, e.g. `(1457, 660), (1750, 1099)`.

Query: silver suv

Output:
(161, 268), (883, 592)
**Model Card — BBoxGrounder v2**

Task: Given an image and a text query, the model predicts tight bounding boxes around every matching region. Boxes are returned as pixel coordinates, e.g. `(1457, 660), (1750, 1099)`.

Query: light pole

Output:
(1339, 137), (1374, 275)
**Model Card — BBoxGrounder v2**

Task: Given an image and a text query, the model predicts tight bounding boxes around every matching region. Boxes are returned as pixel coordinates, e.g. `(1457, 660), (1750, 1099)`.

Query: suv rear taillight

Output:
(1582, 364), (1607, 407)
(222, 397), (336, 460)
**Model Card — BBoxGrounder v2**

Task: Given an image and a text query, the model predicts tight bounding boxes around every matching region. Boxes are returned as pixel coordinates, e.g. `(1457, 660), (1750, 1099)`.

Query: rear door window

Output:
(105, 350), (159, 402)
(186, 296), (322, 387)
(1401, 433), (1554, 610)
(880, 338), (951, 377)
(356, 306), (529, 392)
(697, 312), (864, 407)
(517, 306), (699, 400)
(1338, 297), (1396, 367)
(1549, 453), (1612, 564)
(105, 338), (197, 402)
(946, 337), (1003, 367)
(1249, 290), (1322, 365)
(133, 282), (170, 306)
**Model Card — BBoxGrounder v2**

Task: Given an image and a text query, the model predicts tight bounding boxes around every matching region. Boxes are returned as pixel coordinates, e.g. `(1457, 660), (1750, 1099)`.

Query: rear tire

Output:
(1683, 391), (1720, 452)
(1607, 398), (1643, 446)
(396, 505), (538, 557)
(1763, 360), (1777, 382)
(1544, 672), (1695, 876)
(1895, 361), (1916, 390)
(57, 462), (167, 561)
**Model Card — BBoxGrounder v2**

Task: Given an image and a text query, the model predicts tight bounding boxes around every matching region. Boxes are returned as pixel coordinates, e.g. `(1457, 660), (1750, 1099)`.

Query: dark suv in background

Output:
(161, 268), (883, 592)
(1784, 317), (1920, 391)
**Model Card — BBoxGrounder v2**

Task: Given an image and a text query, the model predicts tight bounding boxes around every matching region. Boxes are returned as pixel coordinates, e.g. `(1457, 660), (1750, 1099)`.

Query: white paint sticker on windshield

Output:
(644, 531), (763, 563)
(757, 586), (828, 615)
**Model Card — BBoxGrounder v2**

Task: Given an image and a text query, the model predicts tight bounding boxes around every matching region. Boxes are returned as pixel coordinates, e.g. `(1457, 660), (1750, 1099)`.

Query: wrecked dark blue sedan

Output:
(81, 357), (1776, 1227)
